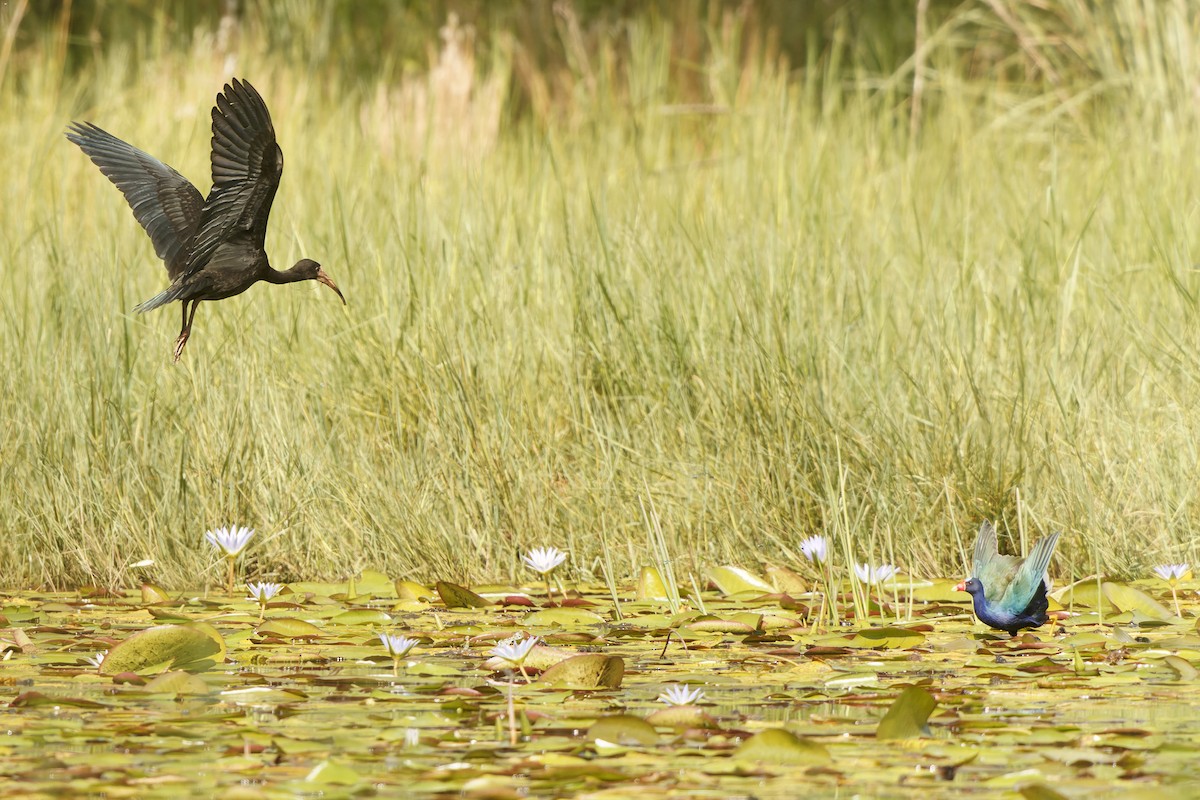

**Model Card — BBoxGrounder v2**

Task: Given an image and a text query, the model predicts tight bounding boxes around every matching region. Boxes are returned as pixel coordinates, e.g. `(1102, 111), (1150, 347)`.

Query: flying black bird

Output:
(67, 78), (344, 361)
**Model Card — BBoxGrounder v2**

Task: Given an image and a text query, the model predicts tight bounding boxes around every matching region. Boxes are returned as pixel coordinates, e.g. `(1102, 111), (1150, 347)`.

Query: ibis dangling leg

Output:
(175, 300), (200, 362)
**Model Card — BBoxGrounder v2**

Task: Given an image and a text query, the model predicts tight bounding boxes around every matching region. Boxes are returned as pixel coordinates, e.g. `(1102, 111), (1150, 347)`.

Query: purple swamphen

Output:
(955, 521), (1061, 635)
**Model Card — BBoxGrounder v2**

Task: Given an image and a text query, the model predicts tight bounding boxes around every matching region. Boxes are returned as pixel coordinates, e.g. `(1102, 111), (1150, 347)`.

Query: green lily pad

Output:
(684, 616), (757, 634)
(328, 609), (392, 625)
(140, 584), (172, 604)
(904, 578), (955, 602)
(143, 671), (211, 695)
(436, 581), (492, 608)
(396, 580), (434, 601)
(1053, 579), (1115, 611)
(305, 760), (360, 785)
(734, 728), (831, 765)
(646, 705), (717, 729)
(876, 686), (937, 739)
(1102, 583), (1174, 620)
(587, 715), (659, 746)
(636, 568), (671, 603)
(525, 607), (608, 627)
(356, 570), (395, 597)
(853, 626), (926, 649)
(708, 566), (775, 595)
(1162, 655), (1199, 681)
(256, 618), (324, 639)
(538, 654), (624, 688)
(765, 565), (808, 594)
(100, 622), (225, 675)
(11, 691), (106, 708)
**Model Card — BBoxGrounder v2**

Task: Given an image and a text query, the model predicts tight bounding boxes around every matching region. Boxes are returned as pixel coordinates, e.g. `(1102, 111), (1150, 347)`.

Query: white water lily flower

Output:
(522, 546), (567, 575)
(85, 651), (107, 669)
(853, 563), (899, 585)
(204, 526), (255, 557)
(379, 633), (419, 659)
(1153, 563), (1189, 582)
(246, 582), (283, 604)
(491, 634), (539, 667)
(800, 535), (830, 564)
(657, 684), (706, 706)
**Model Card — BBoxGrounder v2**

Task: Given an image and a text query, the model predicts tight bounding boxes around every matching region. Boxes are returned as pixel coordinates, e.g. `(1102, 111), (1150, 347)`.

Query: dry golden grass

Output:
(2, 3), (1200, 588)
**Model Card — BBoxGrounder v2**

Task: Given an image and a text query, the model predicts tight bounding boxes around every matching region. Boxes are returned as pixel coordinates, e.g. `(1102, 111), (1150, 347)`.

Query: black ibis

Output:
(67, 78), (344, 361)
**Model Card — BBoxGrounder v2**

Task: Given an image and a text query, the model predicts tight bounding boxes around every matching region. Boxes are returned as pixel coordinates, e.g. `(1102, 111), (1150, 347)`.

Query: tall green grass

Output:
(2, 3), (1200, 588)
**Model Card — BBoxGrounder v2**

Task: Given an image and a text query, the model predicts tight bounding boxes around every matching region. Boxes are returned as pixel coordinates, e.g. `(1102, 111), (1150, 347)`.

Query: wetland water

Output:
(1, 574), (1197, 797)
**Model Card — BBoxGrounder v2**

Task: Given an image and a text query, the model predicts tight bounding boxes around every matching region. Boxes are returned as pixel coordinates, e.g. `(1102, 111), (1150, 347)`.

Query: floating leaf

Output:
(899, 578), (950, 602)
(484, 642), (568, 673)
(1052, 578), (1115, 611)
(824, 671), (879, 689)
(1162, 655), (1199, 681)
(256, 618), (324, 639)
(876, 686), (937, 739)
(765, 565), (807, 594)
(708, 566), (775, 596)
(684, 616), (757, 634)
(853, 626), (927, 649)
(11, 691), (106, 709)
(141, 584), (172, 604)
(539, 654), (624, 688)
(147, 607), (192, 621)
(356, 570), (394, 597)
(143, 671), (210, 695)
(305, 760), (360, 785)
(329, 609), (392, 625)
(587, 715), (658, 746)
(395, 580), (434, 602)
(436, 581), (492, 608)
(100, 622), (225, 675)
(734, 728), (831, 765)
(1101, 583), (1174, 620)
(285, 581), (346, 597)
(646, 705), (717, 730)
(636, 568), (670, 603)
(5, 627), (32, 653)
(525, 607), (608, 627)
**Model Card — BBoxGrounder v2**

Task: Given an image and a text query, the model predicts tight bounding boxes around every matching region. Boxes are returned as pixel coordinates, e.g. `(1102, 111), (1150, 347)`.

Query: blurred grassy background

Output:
(2, 0), (1200, 589)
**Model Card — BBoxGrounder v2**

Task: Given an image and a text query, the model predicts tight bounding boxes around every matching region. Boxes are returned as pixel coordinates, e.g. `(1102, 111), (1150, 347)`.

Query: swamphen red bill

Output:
(955, 521), (1061, 635)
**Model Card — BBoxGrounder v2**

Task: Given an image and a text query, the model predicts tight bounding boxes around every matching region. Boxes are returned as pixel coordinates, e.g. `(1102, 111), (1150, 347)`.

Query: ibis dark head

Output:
(284, 258), (345, 305)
